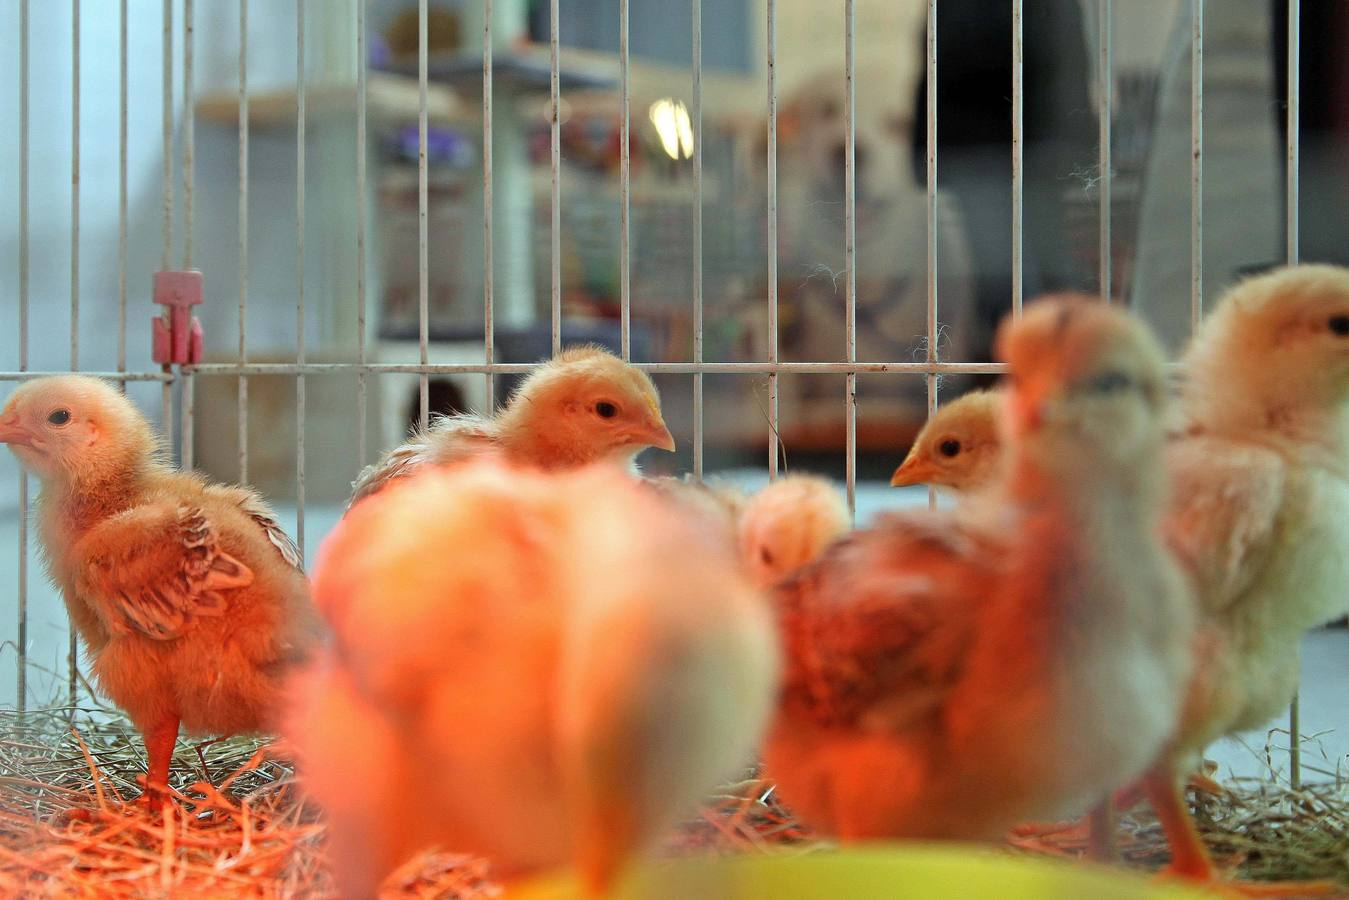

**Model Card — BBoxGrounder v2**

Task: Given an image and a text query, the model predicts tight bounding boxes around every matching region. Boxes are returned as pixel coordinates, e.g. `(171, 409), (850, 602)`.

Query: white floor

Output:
(0, 475), (1343, 786)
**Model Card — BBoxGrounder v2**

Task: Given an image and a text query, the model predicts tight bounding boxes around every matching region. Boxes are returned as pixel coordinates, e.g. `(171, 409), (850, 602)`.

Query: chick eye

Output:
(47, 409), (71, 426)
(594, 401), (618, 419)
(760, 546), (775, 566)
(1328, 315), (1349, 336)
(1087, 371), (1133, 394)
(938, 438), (962, 458)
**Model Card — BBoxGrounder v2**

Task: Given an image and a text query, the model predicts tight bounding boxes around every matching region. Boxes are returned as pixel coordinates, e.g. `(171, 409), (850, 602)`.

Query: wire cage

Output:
(1, 0), (1342, 891)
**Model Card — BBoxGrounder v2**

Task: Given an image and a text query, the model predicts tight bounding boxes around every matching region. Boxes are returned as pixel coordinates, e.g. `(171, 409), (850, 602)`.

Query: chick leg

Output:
(1141, 763), (1216, 880)
(1085, 798), (1116, 862)
(140, 716), (179, 812)
(1141, 764), (1337, 896)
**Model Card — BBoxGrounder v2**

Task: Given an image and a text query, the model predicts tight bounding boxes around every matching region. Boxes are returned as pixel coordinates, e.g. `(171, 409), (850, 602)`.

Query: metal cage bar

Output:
(68, 0), (82, 706)
(1011, 0), (1023, 318)
(183, 0), (195, 270)
(1285, 0), (1301, 792)
(1190, 0), (1203, 330)
(765, 0), (779, 478)
(924, 0), (938, 511)
(295, 0), (306, 557)
(237, 0), (249, 484)
(417, 0), (429, 428)
(181, 361), (1014, 377)
(843, 0), (857, 519)
(549, 0), (561, 357)
(692, 0), (704, 478)
(16, 0), (29, 711)
(619, 0), (631, 361)
(482, 0), (495, 411)
(1098, 0), (1112, 301)
(356, 0), (368, 468)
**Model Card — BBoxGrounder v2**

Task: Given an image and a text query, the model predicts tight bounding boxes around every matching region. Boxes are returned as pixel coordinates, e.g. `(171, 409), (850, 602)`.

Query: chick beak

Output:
(640, 418), (677, 453)
(0, 417), (34, 448)
(890, 454), (936, 487)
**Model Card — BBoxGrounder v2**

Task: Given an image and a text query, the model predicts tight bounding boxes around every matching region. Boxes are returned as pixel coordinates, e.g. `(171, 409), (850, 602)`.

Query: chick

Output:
(738, 474), (850, 588)
(890, 389), (1004, 493)
(350, 346), (676, 505)
(1138, 264), (1349, 886)
(763, 299), (1194, 842)
(289, 462), (778, 898)
(0, 376), (317, 808)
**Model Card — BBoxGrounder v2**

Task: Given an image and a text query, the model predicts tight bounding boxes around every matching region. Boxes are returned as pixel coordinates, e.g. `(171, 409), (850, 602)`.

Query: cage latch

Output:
(152, 270), (205, 366)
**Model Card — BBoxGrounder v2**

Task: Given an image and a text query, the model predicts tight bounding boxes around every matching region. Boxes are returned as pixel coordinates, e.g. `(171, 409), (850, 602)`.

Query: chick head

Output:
(738, 474), (850, 588)
(0, 375), (156, 484)
(1182, 264), (1349, 430)
(504, 346), (676, 463)
(890, 390), (1004, 492)
(997, 299), (1168, 475)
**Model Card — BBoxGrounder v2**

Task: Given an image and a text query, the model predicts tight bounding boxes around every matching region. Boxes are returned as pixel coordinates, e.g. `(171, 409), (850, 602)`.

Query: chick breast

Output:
(290, 461), (779, 897)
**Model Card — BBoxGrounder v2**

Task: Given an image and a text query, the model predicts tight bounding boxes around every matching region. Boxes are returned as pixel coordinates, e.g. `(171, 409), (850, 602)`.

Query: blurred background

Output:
(0, 0), (1346, 765)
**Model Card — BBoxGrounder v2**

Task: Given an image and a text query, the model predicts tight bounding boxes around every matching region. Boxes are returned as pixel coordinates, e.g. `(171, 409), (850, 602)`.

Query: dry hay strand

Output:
(5, 706), (1345, 896)
(1008, 777), (1349, 892)
(0, 705), (501, 898)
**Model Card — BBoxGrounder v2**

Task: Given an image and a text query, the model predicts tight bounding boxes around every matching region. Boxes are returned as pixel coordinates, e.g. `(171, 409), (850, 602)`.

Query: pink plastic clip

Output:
(152, 270), (205, 366)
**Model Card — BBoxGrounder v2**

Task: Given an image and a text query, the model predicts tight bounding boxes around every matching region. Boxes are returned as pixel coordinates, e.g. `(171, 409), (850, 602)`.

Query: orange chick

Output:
(763, 299), (1194, 842)
(890, 389), (1004, 493)
(738, 474), (850, 588)
(350, 346), (675, 505)
(289, 462), (779, 898)
(1138, 264), (1349, 890)
(0, 376), (318, 808)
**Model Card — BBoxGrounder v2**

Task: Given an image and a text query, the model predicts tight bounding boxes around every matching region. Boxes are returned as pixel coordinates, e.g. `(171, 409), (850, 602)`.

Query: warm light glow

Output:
(647, 98), (694, 160)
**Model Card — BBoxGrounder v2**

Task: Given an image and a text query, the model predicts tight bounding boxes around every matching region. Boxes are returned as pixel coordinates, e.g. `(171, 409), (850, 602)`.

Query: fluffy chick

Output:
(350, 346), (675, 505)
(0, 376), (318, 807)
(289, 462), (778, 898)
(763, 299), (1194, 842)
(890, 389), (1004, 493)
(1138, 264), (1349, 886)
(738, 475), (851, 588)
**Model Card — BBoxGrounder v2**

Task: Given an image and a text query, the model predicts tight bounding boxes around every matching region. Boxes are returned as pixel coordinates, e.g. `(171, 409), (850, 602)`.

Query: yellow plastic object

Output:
(510, 846), (1212, 900)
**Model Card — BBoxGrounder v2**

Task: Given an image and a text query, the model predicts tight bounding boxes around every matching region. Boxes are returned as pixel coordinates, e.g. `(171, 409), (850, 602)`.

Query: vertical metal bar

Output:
(182, 374), (195, 470)
(1190, 0), (1202, 331)
(417, 0), (428, 428)
(184, 0), (195, 269)
(549, 0), (561, 357)
(178, 0), (194, 467)
(843, 0), (856, 520)
(238, 0), (249, 484)
(1098, 0), (1112, 301)
(16, 0), (28, 711)
(119, 0), (128, 376)
(295, 0), (306, 556)
(482, 0), (494, 411)
(356, 0), (368, 466)
(925, 0), (938, 511)
(692, 0), (703, 479)
(162, 0), (173, 270)
(68, 0), (81, 707)
(618, 0), (631, 360)
(160, 0), (174, 441)
(71, 0), (80, 374)
(1011, 0), (1023, 318)
(765, 0), (779, 479)
(1286, 0), (1301, 792)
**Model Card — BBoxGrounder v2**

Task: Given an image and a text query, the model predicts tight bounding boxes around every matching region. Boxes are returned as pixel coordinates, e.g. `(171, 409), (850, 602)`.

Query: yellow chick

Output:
(890, 389), (1004, 493)
(738, 474), (851, 588)
(1137, 264), (1349, 888)
(0, 376), (318, 808)
(350, 346), (676, 505)
(763, 300), (1194, 842)
(289, 462), (779, 898)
